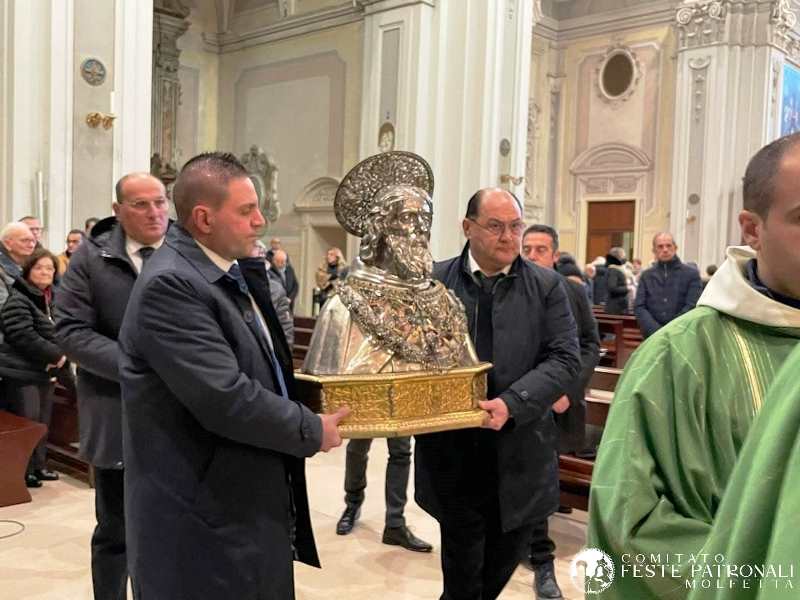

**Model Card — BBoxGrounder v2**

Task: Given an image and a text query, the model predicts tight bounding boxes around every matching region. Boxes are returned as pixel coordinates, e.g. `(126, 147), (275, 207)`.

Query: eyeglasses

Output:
(468, 218), (526, 237)
(122, 198), (169, 212)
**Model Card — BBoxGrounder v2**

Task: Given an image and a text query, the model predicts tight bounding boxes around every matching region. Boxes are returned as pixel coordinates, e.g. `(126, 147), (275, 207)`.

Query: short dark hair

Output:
(465, 188), (523, 219)
(172, 152), (249, 224)
(22, 247), (58, 280)
(743, 132), (800, 217)
(522, 224), (559, 251)
(67, 229), (84, 239)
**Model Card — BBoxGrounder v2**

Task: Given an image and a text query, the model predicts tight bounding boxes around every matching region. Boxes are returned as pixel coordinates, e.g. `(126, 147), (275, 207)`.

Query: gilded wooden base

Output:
(294, 363), (491, 438)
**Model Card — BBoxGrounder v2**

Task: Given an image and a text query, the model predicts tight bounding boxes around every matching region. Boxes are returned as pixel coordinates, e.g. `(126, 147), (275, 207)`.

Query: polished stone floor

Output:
(0, 442), (586, 599)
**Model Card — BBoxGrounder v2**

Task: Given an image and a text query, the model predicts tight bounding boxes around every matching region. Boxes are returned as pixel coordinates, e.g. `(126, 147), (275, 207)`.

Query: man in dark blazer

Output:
(415, 188), (580, 600)
(117, 152), (346, 600)
(522, 224), (601, 599)
(56, 172), (169, 600)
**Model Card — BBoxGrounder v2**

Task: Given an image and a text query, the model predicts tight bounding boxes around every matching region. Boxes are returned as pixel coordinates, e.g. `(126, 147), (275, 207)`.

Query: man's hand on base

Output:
(479, 398), (509, 431)
(319, 406), (350, 452)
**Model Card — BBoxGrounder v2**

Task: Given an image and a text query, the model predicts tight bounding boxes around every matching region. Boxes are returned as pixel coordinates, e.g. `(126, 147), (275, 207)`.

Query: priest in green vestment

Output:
(586, 132), (800, 600)
(685, 343), (800, 599)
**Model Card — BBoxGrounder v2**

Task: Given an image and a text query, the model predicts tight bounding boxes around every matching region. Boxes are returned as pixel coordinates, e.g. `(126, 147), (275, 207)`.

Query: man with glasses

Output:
(415, 188), (580, 600)
(55, 172), (169, 600)
(19, 216), (44, 247)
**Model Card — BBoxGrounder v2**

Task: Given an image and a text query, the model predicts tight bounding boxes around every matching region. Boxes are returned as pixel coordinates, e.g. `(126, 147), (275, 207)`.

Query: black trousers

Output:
(438, 497), (533, 600)
(529, 518), (556, 566)
(344, 437), (410, 528)
(2, 379), (53, 473)
(92, 467), (127, 600)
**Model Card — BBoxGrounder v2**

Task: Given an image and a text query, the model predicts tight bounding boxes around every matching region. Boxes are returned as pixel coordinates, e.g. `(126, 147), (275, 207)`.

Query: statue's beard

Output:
(385, 234), (433, 281)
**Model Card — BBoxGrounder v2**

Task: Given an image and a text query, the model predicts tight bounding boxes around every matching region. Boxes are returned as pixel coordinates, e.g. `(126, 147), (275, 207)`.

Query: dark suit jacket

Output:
(415, 245), (580, 532)
(270, 262), (299, 309)
(555, 277), (601, 452)
(55, 216), (142, 468)
(119, 225), (322, 600)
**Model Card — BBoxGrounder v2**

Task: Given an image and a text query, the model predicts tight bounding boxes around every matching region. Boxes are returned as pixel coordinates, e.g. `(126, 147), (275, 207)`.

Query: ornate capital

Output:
(675, 1), (728, 50)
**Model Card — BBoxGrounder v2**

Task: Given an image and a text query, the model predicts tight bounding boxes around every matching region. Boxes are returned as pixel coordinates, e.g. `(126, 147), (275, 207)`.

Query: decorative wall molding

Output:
(688, 55), (711, 123)
(675, 0), (800, 53)
(204, 3), (366, 53)
(594, 43), (643, 106)
(570, 143), (653, 175)
(675, 1), (727, 50)
(535, 0), (676, 43)
(294, 176), (339, 212)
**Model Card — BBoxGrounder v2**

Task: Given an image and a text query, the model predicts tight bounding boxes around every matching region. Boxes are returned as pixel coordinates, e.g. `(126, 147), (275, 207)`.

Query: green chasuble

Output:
(686, 344), (800, 600)
(586, 246), (800, 600)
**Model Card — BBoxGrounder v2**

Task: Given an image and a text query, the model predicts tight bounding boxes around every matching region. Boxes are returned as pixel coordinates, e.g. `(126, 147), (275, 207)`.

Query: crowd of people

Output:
(0, 131), (797, 600)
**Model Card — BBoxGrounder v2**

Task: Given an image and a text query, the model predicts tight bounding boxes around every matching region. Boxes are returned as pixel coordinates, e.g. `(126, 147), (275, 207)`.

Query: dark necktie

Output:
(227, 263), (289, 399)
(474, 272), (504, 397)
(139, 246), (155, 263)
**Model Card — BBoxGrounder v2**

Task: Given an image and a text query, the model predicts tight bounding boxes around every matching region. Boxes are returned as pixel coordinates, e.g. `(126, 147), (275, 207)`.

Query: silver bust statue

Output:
(302, 152), (478, 375)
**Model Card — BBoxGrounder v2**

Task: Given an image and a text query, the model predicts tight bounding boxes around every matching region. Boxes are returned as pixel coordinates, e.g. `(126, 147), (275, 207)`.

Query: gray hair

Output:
(1, 221), (33, 242)
(608, 246), (626, 261)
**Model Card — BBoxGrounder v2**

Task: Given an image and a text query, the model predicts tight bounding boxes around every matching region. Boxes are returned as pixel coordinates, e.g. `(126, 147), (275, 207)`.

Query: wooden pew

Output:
(595, 318), (624, 368)
(558, 367), (622, 511)
(47, 385), (91, 484)
(0, 410), (47, 507)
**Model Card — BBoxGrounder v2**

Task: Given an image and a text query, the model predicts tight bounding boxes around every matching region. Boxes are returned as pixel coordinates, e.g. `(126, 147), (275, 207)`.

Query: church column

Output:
(358, 0), (535, 260)
(671, 0), (792, 268)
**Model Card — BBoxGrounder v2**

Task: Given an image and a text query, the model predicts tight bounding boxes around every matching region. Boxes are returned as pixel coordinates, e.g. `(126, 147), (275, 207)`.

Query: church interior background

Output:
(3, 0), (795, 316)
(2, 1), (800, 597)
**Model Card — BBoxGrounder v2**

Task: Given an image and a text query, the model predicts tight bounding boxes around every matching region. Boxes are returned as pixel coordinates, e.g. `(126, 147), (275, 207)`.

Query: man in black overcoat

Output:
(414, 188), (580, 600)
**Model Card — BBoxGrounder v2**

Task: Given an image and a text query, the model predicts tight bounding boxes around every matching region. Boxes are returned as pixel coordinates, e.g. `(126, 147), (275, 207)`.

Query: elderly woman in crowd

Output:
(0, 248), (68, 488)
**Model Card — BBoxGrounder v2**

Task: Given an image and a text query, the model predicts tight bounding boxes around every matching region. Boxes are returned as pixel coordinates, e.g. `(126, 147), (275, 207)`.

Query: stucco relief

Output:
(688, 56), (711, 124)
(570, 143), (653, 215)
(295, 176), (340, 212)
(525, 100), (541, 205)
(675, 1), (727, 50)
(241, 145), (281, 222)
(595, 44), (642, 106)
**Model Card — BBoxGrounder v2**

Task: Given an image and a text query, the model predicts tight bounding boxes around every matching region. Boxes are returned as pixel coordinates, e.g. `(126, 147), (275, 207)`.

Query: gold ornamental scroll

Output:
(295, 363), (491, 438)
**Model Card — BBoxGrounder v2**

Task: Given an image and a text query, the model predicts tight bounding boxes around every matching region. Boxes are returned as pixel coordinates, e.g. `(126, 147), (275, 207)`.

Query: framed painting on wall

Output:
(781, 63), (800, 136)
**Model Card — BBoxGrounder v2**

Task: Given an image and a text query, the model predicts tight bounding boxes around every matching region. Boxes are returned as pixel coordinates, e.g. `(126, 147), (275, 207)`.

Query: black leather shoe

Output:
(34, 468), (59, 481)
(557, 504), (573, 514)
(382, 526), (433, 553)
(533, 561), (563, 599)
(25, 473), (43, 488)
(336, 505), (361, 535)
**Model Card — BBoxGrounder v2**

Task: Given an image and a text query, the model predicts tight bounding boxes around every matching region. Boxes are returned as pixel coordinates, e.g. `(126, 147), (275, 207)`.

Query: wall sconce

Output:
(86, 112), (116, 130)
(499, 174), (524, 186)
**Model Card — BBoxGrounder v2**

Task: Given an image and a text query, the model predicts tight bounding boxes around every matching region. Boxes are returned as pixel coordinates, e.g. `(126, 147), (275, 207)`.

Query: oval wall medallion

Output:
(80, 58), (107, 86)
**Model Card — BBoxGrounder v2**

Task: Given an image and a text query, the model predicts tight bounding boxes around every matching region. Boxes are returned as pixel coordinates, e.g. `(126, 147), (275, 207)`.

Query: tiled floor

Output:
(0, 442), (586, 600)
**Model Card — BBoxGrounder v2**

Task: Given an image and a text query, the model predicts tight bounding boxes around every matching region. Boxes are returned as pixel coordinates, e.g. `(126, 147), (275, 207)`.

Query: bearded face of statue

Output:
(381, 193), (433, 281)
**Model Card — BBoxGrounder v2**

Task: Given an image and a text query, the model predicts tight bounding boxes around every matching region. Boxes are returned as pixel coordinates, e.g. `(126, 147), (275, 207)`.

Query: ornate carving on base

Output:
(295, 365), (490, 438)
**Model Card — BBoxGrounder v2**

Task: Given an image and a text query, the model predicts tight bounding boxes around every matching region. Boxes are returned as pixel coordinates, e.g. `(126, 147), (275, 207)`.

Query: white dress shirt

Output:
(126, 236), (164, 274)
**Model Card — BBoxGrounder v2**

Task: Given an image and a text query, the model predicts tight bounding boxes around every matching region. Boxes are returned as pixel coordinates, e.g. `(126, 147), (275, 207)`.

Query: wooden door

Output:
(586, 201), (636, 261)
